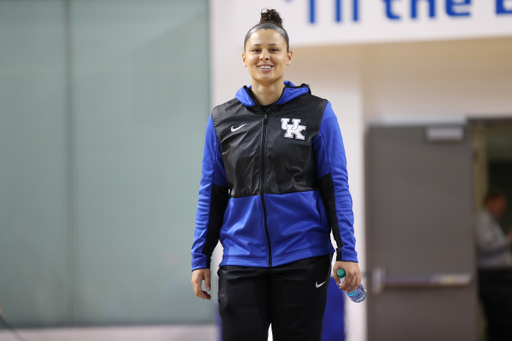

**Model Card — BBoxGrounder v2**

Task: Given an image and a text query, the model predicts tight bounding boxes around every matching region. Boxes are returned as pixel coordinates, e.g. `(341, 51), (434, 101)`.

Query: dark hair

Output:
(244, 9), (290, 51)
(260, 8), (284, 27)
(484, 186), (507, 204)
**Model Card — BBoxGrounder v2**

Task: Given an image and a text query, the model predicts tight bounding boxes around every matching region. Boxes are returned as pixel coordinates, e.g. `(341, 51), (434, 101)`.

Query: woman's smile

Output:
(258, 64), (274, 73)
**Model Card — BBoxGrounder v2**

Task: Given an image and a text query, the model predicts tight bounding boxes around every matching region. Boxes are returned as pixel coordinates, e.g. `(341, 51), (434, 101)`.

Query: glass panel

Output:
(0, 0), (69, 327)
(71, 0), (211, 324)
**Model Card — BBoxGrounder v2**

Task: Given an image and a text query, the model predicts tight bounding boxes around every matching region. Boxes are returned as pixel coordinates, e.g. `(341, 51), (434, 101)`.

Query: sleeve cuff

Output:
(336, 248), (358, 263)
(191, 255), (210, 271)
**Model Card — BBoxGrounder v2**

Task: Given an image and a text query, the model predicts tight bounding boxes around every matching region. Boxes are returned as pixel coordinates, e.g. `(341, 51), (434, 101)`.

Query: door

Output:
(366, 124), (477, 341)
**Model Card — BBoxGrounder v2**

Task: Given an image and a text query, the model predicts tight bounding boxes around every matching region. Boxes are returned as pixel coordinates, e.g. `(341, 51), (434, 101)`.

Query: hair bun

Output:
(244, 8), (289, 51)
(260, 8), (283, 28)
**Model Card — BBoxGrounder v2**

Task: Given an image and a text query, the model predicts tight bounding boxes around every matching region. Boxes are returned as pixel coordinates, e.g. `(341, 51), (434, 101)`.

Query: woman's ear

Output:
(242, 52), (247, 67)
(287, 50), (293, 66)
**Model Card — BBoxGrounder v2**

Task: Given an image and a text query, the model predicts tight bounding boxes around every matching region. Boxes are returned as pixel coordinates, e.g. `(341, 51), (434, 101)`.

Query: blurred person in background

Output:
(476, 187), (512, 341)
(190, 8), (361, 341)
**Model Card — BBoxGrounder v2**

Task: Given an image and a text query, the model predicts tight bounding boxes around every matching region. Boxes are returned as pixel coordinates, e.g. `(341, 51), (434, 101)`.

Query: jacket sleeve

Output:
(312, 102), (358, 263)
(191, 114), (229, 271)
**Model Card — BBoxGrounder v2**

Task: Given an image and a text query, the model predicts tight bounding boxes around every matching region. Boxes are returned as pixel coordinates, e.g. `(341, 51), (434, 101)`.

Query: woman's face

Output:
(242, 29), (292, 87)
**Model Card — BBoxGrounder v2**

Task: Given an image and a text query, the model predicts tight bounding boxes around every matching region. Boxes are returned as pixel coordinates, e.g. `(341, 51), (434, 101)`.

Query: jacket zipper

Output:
(260, 113), (272, 267)
(244, 86), (285, 268)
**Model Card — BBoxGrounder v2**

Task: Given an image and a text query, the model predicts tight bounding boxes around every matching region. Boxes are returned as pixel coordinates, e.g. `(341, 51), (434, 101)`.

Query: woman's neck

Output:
(251, 80), (285, 106)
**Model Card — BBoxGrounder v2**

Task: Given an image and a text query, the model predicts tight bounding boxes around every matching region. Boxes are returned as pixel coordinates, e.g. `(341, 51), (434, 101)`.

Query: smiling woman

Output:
(241, 10), (292, 105)
(242, 29), (292, 105)
(191, 8), (362, 341)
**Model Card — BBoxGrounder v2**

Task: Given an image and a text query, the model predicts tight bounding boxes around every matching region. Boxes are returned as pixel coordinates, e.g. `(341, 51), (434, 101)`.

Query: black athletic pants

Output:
(218, 254), (332, 341)
(478, 268), (512, 341)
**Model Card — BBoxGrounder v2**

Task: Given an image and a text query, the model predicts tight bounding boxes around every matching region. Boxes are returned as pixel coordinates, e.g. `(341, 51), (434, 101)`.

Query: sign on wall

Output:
(231, 0), (512, 46)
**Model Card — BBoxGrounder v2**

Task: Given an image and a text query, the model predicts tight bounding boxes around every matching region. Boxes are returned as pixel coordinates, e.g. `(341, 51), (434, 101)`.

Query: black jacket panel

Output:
(212, 92), (328, 198)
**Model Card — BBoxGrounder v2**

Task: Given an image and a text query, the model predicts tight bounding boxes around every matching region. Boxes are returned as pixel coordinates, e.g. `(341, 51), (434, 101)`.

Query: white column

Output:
(286, 44), (366, 341)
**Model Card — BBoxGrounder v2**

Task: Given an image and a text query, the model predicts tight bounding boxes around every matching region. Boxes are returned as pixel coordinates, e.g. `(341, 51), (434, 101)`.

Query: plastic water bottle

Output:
(337, 269), (367, 303)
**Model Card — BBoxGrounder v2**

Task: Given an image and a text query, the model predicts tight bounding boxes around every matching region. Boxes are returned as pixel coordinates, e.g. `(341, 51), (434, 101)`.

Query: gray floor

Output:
(0, 325), (218, 341)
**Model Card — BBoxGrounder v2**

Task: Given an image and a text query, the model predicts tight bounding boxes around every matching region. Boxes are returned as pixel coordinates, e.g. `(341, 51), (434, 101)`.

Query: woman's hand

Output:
(333, 261), (361, 292)
(191, 268), (212, 300)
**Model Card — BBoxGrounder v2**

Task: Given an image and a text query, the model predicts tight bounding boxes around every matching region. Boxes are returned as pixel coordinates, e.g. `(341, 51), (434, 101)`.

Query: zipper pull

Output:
(264, 114), (268, 124)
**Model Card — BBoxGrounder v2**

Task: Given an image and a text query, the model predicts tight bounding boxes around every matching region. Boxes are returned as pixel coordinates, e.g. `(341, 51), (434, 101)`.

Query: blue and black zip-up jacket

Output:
(191, 81), (358, 270)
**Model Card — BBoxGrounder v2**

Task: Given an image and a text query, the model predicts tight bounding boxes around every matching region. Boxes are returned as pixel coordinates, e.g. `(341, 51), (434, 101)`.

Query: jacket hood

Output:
(235, 81), (311, 107)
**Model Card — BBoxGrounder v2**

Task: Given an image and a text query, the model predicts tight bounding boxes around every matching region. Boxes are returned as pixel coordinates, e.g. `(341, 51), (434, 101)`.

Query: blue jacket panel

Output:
(263, 191), (335, 267)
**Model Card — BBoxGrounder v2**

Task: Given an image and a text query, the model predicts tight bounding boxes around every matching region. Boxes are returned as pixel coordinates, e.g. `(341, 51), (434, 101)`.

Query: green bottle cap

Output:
(337, 269), (346, 278)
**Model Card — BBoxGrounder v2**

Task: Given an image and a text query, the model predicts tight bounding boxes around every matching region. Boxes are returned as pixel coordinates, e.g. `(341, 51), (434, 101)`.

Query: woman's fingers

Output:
(340, 273), (357, 291)
(345, 271), (361, 292)
(191, 269), (212, 300)
(205, 273), (211, 292)
(335, 261), (361, 292)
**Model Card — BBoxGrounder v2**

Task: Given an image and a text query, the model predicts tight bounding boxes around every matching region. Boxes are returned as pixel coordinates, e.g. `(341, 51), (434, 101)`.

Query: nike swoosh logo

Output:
(231, 124), (247, 132)
(315, 281), (326, 288)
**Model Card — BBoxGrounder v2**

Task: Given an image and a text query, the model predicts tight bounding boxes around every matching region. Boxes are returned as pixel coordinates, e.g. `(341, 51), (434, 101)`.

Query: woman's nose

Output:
(259, 52), (270, 60)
